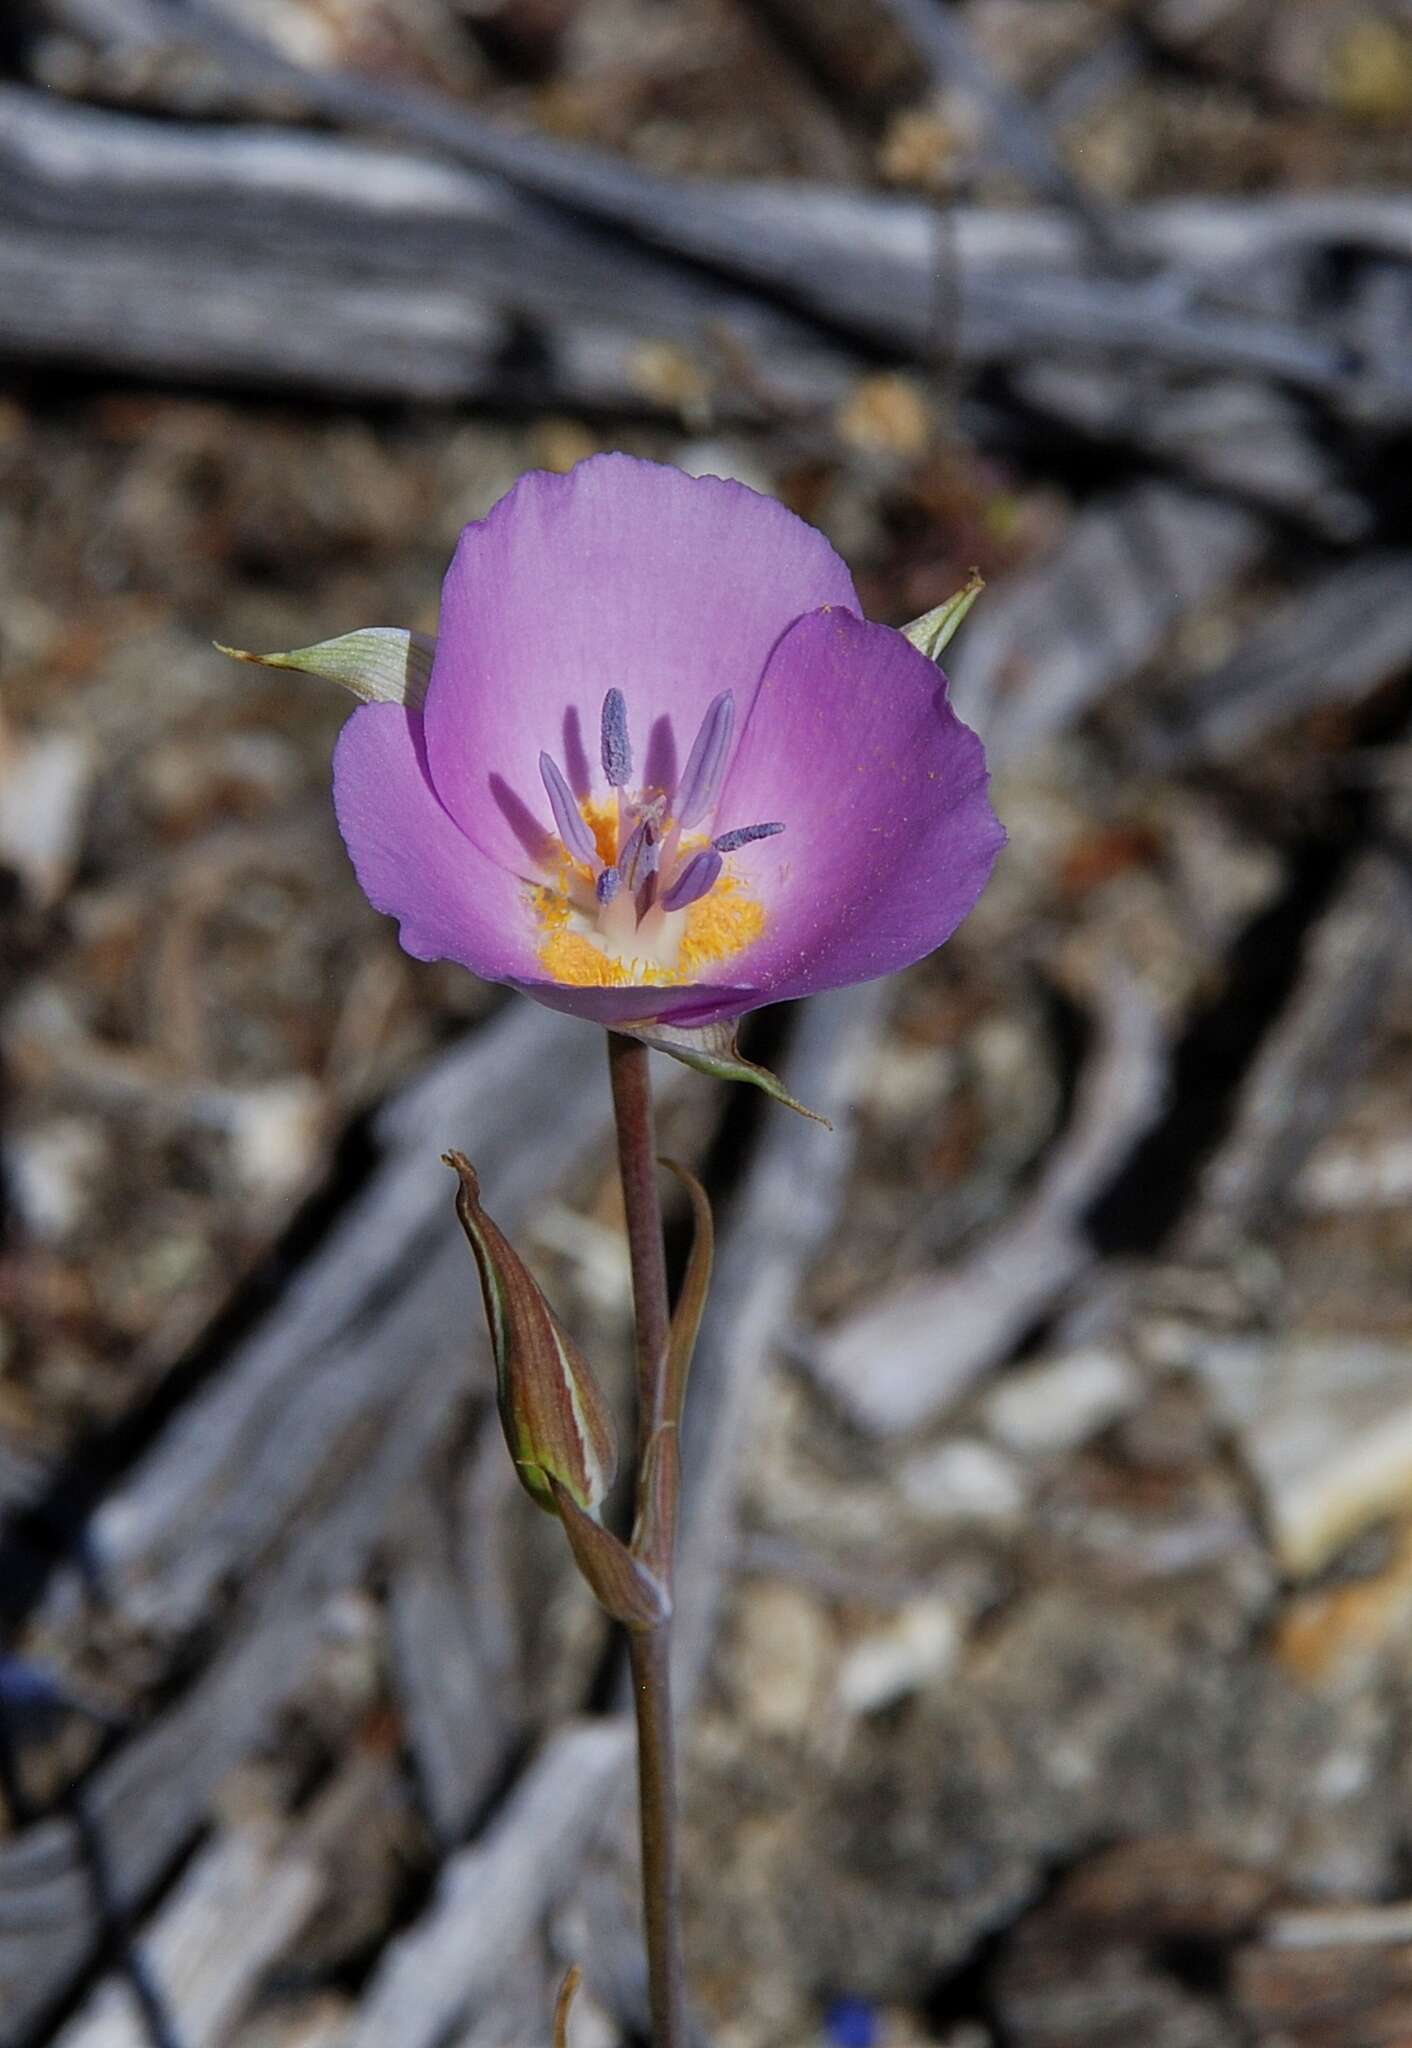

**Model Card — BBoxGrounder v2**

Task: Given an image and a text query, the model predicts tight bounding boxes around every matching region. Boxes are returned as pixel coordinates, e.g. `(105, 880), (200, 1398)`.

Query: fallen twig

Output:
(807, 969), (1169, 1437)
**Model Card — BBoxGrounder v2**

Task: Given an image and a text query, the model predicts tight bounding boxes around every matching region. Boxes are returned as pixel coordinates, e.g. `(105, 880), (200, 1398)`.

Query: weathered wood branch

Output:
(32, 1004), (609, 1644)
(2, 86), (1410, 428)
(806, 969), (1169, 1437)
(1144, 553), (1412, 769)
(0, 1002), (636, 2042)
(51, 1792), (337, 2048)
(673, 983), (893, 1703)
(948, 481), (1268, 765)
(1183, 853), (1412, 1257)
(0, 88), (858, 415)
(338, 1720), (633, 2048)
(873, 0), (1124, 258)
(0, 1332), (467, 2043)
(387, 1455), (519, 1847)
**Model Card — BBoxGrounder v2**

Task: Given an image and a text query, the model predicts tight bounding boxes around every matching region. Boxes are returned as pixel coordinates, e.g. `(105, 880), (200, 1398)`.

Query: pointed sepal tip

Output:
(901, 570), (985, 664)
(216, 626), (436, 709)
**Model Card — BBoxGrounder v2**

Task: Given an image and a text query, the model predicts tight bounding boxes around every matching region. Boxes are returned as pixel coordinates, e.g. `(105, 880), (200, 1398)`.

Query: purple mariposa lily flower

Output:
(331, 454), (1004, 1034)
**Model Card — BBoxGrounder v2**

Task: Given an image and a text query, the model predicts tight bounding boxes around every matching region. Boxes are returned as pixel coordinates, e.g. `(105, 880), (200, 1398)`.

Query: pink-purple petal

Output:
(332, 704), (765, 1027)
(422, 455), (858, 873)
(507, 976), (763, 1030)
(714, 607), (1005, 1004)
(328, 463), (1003, 1036)
(333, 703), (539, 985)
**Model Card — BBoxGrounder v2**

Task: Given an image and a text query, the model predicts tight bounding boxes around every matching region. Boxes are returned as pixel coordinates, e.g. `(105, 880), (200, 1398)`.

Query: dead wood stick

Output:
(1182, 853), (1412, 1257)
(0, 1005), (643, 2039)
(0, 1334), (467, 2044)
(31, 1004), (611, 1645)
(1011, 366), (1373, 540)
(52, 1813), (324, 2048)
(387, 1456), (518, 1847)
(37, 6), (1412, 273)
(874, 0), (1124, 262)
(1040, 26), (1146, 135)
(673, 983), (893, 1703)
(806, 968), (1168, 1437)
(336, 1721), (633, 2048)
(447, 1952), (557, 2048)
(1143, 553), (1412, 769)
(2, 84), (1407, 416)
(947, 481), (1268, 762)
(0, 89), (857, 416)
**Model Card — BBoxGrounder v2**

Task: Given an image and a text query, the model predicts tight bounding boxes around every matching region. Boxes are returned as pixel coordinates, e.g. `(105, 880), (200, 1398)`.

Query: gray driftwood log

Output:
(0, 1002), (618, 2042)
(3, 83), (1411, 443)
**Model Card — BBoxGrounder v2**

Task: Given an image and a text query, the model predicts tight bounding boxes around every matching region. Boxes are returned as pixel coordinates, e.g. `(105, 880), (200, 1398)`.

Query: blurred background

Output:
(2, 1), (1412, 2043)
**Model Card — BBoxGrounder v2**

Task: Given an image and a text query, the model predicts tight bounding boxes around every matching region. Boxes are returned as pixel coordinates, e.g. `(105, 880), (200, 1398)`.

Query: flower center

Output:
(531, 688), (782, 990)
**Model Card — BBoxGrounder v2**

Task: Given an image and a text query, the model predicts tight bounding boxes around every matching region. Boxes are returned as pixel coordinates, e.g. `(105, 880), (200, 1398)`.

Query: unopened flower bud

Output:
(445, 1152), (618, 1516)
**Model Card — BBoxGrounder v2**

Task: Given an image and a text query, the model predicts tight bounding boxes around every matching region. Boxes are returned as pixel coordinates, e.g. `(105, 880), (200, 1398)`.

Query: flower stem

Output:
(627, 1623), (687, 2048)
(606, 1031), (687, 2048)
(607, 1032), (672, 1451)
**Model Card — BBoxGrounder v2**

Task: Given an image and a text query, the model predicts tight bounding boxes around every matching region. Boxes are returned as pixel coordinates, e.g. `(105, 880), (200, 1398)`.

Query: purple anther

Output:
(619, 813), (660, 892)
(635, 871), (659, 921)
(600, 688), (632, 789)
(713, 820), (785, 854)
(596, 866), (621, 906)
(674, 691), (734, 829)
(539, 751), (601, 868)
(661, 847), (722, 913)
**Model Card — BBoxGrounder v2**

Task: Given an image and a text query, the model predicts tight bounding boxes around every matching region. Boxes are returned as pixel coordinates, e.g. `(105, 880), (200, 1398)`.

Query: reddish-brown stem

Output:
(607, 1031), (687, 2048)
(627, 1624), (687, 2048)
(608, 1031), (672, 1453)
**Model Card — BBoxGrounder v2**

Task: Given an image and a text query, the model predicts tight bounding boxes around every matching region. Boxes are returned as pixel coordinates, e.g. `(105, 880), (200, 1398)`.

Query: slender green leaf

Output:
(629, 1422), (681, 1587)
(625, 1163), (711, 1580)
(616, 1018), (830, 1125)
(659, 1159), (713, 1433)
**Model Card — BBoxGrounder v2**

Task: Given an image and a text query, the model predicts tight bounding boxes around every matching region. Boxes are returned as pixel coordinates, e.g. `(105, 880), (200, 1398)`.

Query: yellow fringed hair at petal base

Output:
(533, 797), (766, 989)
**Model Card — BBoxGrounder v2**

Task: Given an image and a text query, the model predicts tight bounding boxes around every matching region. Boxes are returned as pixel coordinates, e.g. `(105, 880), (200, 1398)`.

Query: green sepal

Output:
(614, 1019), (830, 1126)
(549, 1477), (672, 1631)
(215, 627), (436, 709)
(445, 1151), (618, 1517)
(901, 571), (985, 663)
